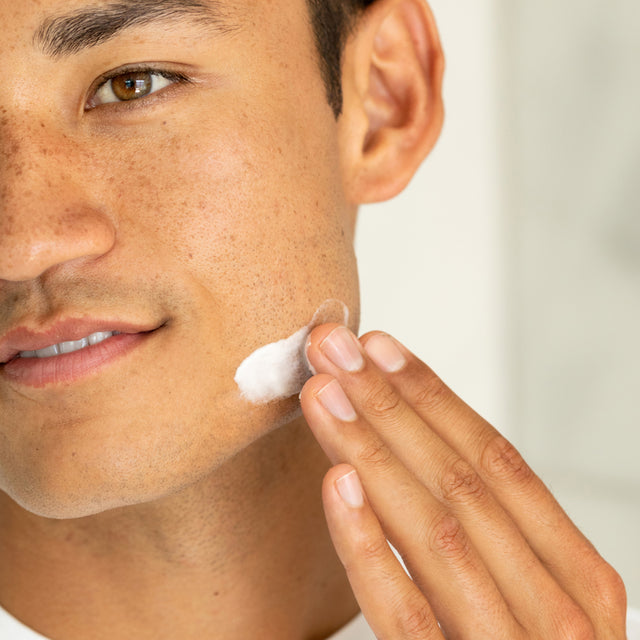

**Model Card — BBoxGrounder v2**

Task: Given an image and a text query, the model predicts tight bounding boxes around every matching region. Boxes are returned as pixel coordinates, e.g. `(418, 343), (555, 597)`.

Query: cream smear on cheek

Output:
(234, 299), (349, 404)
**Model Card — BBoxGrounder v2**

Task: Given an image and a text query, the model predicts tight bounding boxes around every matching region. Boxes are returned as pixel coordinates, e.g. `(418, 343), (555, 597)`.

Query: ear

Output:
(339, 0), (445, 204)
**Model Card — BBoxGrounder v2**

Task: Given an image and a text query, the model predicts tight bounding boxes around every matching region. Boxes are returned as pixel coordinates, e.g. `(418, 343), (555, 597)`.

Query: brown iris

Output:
(110, 72), (153, 101)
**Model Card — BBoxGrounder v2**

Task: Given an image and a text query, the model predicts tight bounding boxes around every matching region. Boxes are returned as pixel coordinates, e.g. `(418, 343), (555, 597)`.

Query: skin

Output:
(0, 0), (359, 518)
(303, 327), (628, 638)
(0, 0), (360, 637)
(0, 0), (628, 638)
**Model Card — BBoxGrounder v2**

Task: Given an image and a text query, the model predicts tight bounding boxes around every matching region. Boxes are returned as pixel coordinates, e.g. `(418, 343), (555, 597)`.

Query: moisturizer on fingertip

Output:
(234, 299), (349, 404)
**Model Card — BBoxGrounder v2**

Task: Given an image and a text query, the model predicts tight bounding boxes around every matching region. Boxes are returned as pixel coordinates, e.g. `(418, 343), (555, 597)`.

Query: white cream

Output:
(234, 299), (349, 404)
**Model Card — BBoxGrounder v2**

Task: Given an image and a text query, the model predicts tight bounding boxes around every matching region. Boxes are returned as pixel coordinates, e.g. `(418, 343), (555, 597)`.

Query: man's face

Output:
(0, 0), (360, 517)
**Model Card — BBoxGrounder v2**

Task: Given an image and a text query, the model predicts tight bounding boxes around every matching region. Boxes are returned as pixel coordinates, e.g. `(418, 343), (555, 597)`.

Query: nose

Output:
(0, 126), (116, 283)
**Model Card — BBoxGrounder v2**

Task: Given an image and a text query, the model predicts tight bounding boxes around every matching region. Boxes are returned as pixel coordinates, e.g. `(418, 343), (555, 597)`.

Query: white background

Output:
(355, 0), (640, 606)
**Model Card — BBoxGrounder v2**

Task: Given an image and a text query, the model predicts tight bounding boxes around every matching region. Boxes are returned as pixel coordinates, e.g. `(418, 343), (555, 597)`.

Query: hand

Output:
(300, 325), (627, 639)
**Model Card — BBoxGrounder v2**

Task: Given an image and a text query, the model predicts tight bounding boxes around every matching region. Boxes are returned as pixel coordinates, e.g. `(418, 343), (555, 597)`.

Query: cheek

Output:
(91, 97), (359, 382)
(104, 113), (353, 298)
(235, 298), (351, 404)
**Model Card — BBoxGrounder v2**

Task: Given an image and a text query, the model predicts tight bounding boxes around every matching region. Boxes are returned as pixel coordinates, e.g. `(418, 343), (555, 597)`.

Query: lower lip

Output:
(1, 332), (151, 388)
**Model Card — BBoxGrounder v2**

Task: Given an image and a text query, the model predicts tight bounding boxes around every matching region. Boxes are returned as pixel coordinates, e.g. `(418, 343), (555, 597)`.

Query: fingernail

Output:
(364, 333), (406, 373)
(336, 469), (364, 508)
(320, 327), (364, 372)
(304, 337), (317, 375)
(317, 379), (358, 422)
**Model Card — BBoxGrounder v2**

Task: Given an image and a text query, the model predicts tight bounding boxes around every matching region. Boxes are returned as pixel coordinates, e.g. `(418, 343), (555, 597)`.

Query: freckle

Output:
(72, 451), (77, 457)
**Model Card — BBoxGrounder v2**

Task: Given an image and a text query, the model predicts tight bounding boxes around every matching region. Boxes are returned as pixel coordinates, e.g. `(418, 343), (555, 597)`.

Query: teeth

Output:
(19, 331), (119, 359)
(35, 344), (60, 358)
(60, 338), (89, 354)
(88, 331), (114, 346)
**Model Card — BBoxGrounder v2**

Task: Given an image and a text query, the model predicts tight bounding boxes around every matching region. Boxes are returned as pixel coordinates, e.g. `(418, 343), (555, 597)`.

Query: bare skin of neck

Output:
(0, 417), (359, 640)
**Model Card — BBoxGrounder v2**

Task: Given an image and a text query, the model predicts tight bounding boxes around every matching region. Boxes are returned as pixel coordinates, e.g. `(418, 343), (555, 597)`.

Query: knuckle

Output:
(480, 434), (534, 486)
(396, 599), (438, 639)
(438, 458), (486, 505)
(598, 563), (627, 607)
(361, 378), (402, 420)
(589, 560), (628, 621)
(553, 606), (595, 640)
(428, 513), (471, 562)
(413, 370), (451, 415)
(342, 530), (390, 575)
(357, 535), (391, 565)
(354, 437), (395, 472)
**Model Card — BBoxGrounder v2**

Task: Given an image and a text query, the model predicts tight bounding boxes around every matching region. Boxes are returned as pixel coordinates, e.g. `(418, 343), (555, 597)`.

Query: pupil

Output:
(112, 72), (153, 101)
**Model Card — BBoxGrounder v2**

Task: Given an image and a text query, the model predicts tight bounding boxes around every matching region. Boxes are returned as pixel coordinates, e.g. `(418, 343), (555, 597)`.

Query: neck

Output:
(0, 417), (358, 640)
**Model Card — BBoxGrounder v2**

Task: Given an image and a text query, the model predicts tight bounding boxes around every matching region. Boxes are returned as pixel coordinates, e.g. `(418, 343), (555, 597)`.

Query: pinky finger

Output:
(323, 464), (445, 640)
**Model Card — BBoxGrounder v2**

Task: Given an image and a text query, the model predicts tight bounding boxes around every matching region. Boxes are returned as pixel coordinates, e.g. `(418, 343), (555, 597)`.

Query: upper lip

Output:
(0, 317), (162, 364)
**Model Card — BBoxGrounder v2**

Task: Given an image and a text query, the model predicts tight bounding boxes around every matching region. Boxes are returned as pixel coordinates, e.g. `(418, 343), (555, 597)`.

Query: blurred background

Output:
(355, 0), (640, 606)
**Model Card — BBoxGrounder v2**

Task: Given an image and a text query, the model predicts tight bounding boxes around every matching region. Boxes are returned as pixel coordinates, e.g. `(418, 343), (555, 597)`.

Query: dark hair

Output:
(306, 0), (375, 118)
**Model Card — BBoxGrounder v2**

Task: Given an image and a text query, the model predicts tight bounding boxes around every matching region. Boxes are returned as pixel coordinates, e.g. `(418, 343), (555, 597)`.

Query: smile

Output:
(19, 331), (121, 359)
(0, 319), (163, 388)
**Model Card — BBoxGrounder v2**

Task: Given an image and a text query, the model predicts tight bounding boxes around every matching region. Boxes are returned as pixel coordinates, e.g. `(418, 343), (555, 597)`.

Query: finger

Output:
(358, 332), (628, 635)
(301, 376), (522, 639)
(323, 464), (445, 640)
(304, 326), (588, 636)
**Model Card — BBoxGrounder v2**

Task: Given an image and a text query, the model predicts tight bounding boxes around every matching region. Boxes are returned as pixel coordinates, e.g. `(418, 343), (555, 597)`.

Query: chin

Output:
(1, 395), (305, 520)
(2, 469), (176, 520)
(3, 468), (205, 520)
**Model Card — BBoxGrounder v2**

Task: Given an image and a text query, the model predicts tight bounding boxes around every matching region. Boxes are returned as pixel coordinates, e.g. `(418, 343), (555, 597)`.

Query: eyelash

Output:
(85, 65), (194, 111)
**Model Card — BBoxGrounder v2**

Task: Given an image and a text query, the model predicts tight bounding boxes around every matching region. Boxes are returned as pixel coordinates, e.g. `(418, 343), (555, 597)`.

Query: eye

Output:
(86, 68), (191, 110)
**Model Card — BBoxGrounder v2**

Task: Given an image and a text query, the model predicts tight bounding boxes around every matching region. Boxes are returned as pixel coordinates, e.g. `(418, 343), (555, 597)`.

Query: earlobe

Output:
(339, 0), (445, 204)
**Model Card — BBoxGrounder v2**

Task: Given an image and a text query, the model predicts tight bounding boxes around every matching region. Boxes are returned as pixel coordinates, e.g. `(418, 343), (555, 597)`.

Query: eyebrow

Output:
(34, 0), (237, 58)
